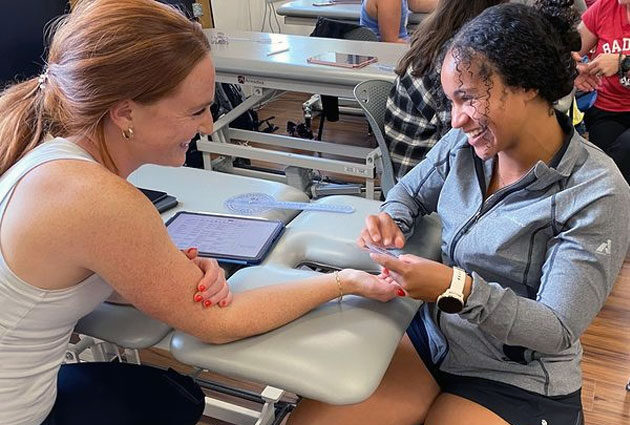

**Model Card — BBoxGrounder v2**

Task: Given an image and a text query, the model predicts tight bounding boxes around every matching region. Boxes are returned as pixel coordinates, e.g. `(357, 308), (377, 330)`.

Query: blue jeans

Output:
(42, 362), (204, 425)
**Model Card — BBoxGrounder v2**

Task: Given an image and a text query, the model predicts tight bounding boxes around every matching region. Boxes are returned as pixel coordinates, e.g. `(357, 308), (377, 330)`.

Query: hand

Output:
(586, 53), (620, 77)
(369, 253), (454, 302)
(572, 52), (600, 91)
(183, 248), (233, 308)
(338, 268), (403, 302)
(357, 212), (405, 249)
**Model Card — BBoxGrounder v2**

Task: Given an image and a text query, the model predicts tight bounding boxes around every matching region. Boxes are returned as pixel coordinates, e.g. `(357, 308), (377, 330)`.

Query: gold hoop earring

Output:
(121, 127), (134, 140)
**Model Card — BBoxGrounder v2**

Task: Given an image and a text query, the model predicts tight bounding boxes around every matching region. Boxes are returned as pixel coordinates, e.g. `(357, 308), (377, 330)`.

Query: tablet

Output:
(307, 52), (378, 69)
(165, 211), (284, 265)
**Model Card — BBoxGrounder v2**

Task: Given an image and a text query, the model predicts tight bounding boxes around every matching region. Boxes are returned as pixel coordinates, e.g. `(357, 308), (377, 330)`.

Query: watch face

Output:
(437, 296), (464, 314)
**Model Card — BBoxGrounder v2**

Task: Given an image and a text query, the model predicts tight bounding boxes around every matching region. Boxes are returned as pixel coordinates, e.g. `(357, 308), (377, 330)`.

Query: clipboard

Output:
(165, 211), (284, 265)
(307, 52), (378, 69)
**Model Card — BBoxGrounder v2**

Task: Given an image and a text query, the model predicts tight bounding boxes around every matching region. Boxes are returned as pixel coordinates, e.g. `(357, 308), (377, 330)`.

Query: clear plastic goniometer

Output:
(224, 192), (355, 215)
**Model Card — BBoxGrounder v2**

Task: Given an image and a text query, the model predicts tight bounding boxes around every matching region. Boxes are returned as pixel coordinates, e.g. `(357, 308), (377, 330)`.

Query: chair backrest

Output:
(343, 26), (378, 42)
(354, 80), (396, 196)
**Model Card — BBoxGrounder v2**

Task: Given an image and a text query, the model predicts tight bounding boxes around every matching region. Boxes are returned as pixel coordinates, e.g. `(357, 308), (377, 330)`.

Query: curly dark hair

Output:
(448, 0), (581, 105)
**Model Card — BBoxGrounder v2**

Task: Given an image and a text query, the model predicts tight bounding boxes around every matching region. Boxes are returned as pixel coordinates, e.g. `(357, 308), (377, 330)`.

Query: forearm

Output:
(187, 274), (342, 344)
(377, 0), (402, 42)
(407, 0), (437, 13)
(460, 274), (575, 354)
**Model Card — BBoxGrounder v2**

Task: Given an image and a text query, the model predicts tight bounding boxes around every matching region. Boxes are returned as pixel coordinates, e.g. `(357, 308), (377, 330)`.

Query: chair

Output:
(354, 79), (396, 196)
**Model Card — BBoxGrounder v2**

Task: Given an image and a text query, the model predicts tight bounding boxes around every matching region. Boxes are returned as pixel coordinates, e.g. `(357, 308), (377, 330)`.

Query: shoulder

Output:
(560, 137), (630, 217)
(16, 159), (159, 237)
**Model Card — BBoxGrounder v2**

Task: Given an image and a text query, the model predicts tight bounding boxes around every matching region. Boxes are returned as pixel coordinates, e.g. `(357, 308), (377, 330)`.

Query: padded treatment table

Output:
(74, 165), (310, 349)
(276, 0), (427, 29)
(264, 195), (442, 271)
(169, 195), (443, 404)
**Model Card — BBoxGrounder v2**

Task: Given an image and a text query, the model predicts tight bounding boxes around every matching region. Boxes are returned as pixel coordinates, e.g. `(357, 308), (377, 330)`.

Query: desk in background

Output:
(202, 29), (408, 199)
(276, 0), (426, 29)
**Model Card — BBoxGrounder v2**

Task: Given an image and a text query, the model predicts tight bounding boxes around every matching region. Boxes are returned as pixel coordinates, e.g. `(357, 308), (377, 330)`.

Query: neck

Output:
(73, 122), (141, 179)
(496, 107), (564, 184)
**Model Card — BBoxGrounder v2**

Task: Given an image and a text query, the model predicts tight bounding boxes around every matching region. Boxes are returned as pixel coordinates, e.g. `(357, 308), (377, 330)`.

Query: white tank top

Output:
(0, 138), (113, 425)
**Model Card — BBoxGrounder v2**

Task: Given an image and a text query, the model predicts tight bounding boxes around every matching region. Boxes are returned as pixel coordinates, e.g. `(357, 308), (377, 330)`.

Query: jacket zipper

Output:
(448, 160), (525, 263)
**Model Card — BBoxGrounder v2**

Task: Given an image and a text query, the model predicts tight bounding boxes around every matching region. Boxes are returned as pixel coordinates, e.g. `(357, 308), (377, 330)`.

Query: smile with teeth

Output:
(466, 128), (486, 139)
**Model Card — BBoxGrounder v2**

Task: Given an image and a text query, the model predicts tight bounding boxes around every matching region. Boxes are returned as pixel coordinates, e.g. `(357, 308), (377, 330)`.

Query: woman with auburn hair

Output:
(289, 1), (629, 424)
(0, 1), (402, 424)
(385, 0), (506, 179)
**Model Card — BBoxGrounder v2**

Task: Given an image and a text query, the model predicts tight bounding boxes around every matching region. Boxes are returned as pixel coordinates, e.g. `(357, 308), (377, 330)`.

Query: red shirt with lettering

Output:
(582, 0), (630, 112)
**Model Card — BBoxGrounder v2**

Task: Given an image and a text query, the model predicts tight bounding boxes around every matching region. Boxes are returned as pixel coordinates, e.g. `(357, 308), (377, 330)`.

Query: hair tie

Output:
(38, 70), (49, 90)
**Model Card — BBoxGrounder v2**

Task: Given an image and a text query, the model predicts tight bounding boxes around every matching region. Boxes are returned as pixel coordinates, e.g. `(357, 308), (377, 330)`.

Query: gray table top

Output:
(128, 164), (310, 223)
(277, 0), (426, 25)
(206, 29), (407, 91)
(169, 195), (443, 404)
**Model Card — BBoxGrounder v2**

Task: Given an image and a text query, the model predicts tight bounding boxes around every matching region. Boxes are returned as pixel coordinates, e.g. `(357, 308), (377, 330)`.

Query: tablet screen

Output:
(165, 211), (284, 264)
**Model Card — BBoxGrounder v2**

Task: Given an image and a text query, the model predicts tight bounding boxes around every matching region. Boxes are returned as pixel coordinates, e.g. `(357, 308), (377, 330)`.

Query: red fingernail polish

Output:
(219, 300), (226, 307)
(198, 284), (206, 292)
(204, 300), (212, 307)
(194, 294), (203, 302)
(397, 289), (406, 297)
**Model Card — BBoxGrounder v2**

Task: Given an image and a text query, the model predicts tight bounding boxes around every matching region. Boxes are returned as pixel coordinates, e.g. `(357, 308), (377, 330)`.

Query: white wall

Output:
(211, 0), (312, 35)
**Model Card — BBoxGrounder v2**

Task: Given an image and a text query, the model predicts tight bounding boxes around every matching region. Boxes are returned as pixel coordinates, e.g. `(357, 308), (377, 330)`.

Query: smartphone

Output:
(364, 243), (398, 258)
(307, 52), (378, 69)
(138, 187), (168, 204)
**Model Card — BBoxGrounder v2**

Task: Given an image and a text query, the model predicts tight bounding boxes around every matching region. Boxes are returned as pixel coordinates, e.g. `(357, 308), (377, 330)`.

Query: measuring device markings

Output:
(225, 193), (355, 215)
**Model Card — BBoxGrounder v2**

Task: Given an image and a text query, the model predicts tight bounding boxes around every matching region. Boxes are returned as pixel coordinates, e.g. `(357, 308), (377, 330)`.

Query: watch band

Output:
(450, 267), (466, 296)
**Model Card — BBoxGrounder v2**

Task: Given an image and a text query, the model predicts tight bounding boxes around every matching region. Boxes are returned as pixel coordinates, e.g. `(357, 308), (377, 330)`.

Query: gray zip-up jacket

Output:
(381, 114), (630, 396)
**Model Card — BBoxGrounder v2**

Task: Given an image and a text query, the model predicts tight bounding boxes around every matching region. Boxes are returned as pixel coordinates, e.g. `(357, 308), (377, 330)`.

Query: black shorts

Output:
(406, 309), (584, 425)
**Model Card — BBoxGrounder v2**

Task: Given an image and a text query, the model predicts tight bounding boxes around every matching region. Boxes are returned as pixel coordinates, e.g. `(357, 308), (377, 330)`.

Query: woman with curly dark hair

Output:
(289, 1), (630, 424)
(385, 0), (505, 179)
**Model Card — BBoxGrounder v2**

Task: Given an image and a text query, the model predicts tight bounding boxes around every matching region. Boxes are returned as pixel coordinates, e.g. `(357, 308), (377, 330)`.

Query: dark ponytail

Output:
(535, 0), (581, 52)
(449, 1), (580, 104)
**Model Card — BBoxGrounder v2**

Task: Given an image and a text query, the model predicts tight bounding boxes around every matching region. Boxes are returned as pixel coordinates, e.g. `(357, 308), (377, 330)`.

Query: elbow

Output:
(198, 333), (239, 345)
(193, 320), (252, 345)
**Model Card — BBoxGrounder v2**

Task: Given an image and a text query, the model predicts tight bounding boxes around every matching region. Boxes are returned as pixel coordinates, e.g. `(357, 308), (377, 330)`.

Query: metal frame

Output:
(199, 86), (383, 199)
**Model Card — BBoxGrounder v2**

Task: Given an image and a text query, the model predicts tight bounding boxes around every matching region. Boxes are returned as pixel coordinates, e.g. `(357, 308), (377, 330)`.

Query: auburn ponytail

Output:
(0, 78), (50, 175)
